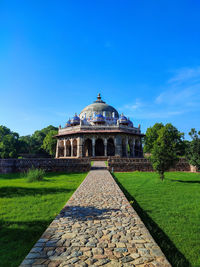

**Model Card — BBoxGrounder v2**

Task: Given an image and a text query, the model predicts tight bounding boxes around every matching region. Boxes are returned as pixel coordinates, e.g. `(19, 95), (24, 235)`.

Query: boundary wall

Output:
(0, 158), (91, 174)
(108, 157), (194, 172)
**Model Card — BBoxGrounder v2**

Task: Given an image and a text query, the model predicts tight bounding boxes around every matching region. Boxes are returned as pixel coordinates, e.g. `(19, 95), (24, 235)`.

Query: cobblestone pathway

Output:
(20, 161), (171, 267)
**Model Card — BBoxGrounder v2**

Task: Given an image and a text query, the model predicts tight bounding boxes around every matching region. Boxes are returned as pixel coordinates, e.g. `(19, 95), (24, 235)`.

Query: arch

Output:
(107, 138), (115, 156)
(128, 139), (133, 157)
(73, 139), (77, 157)
(122, 138), (126, 157)
(95, 138), (104, 156)
(135, 140), (140, 157)
(58, 140), (64, 157)
(83, 138), (92, 157)
(66, 140), (71, 157)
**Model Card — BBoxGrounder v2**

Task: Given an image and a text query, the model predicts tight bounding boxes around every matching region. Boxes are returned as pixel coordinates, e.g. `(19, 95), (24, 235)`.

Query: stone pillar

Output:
(76, 138), (79, 157)
(104, 138), (107, 157)
(114, 137), (117, 156)
(79, 137), (83, 157)
(71, 139), (73, 157)
(64, 139), (67, 157)
(92, 137), (95, 157)
(55, 140), (59, 158)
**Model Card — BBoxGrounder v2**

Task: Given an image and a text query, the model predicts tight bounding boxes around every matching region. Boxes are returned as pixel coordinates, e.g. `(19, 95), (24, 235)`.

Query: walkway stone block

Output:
(20, 162), (171, 267)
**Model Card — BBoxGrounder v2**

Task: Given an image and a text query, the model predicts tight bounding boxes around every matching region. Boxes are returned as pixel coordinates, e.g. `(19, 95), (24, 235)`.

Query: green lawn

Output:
(114, 171), (200, 267)
(0, 172), (87, 267)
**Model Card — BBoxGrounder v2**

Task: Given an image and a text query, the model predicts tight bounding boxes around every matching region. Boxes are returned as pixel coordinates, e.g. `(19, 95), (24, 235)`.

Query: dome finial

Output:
(97, 93), (101, 100)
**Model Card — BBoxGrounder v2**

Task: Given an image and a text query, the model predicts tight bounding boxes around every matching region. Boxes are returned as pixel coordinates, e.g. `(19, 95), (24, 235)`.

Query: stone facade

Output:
(108, 158), (192, 172)
(0, 158), (91, 174)
(56, 94), (144, 159)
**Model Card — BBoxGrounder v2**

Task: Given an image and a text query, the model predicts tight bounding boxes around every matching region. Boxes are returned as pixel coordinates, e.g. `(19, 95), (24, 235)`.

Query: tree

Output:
(0, 125), (19, 158)
(18, 125), (58, 156)
(144, 123), (164, 153)
(186, 128), (200, 171)
(150, 123), (184, 180)
(42, 130), (58, 157)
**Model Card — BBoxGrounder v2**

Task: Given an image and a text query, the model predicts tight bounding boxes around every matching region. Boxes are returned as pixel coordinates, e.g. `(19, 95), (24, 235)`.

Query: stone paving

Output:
(20, 161), (171, 267)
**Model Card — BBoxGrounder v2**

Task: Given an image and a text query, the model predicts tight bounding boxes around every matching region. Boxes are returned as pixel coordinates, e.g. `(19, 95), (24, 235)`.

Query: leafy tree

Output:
(42, 130), (58, 157)
(18, 125), (58, 156)
(144, 123), (164, 153)
(18, 135), (35, 154)
(0, 125), (19, 158)
(186, 128), (200, 171)
(150, 123), (184, 180)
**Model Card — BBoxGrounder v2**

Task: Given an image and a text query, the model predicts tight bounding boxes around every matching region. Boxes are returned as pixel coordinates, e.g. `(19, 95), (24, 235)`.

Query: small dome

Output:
(127, 118), (133, 127)
(80, 93), (119, 119)
(119, 114), (129, 125)
(71, 113), (80, 125)
(93, 113), (105, 123)
(66, 119), (71, 127)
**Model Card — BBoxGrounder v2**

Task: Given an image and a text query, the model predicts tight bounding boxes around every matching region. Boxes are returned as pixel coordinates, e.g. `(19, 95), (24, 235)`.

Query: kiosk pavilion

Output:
(55, 94), (144, 158)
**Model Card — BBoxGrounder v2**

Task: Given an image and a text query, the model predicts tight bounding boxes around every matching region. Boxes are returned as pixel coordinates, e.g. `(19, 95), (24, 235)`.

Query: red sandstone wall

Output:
(108, 158), (192, 172)
(0, 158), (91, 174)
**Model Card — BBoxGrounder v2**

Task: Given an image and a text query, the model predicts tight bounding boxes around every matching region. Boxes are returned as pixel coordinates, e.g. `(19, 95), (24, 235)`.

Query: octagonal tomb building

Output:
(55, 94), (144, 158)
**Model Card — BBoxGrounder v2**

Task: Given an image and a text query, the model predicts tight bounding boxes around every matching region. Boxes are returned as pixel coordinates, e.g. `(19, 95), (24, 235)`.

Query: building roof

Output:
(79, 93), (119, 119)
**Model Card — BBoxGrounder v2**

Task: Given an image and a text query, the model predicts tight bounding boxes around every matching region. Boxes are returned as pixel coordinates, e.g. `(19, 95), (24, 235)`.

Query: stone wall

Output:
(108, 157), (192, 172)
(0, 158), (91, 174)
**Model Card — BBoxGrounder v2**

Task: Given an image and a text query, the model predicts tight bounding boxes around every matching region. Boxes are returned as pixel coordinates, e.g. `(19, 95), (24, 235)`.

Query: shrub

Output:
(26, 168), (45, 182)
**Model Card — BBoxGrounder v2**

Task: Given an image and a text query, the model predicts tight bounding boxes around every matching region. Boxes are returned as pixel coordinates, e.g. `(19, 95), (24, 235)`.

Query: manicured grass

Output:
(114, 171), (200, 267)
(0, 172), (87, 267)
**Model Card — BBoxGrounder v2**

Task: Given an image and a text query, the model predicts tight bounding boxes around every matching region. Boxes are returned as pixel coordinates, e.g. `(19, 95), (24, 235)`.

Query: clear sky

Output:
(0, 1), (200, 139)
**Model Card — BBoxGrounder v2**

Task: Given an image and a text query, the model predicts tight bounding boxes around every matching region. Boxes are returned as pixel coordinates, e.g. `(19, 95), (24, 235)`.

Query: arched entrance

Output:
(107, 138), (115, 156)
(122, 138), (126, 157)
(84, 138), (92, 157)
(73, 139), (77, 157)
(58, 140), (64, 157)
(66, 140), (71, 157)
(128, 139), (133, 157)
(135, 140), (140, 157)
(95, 139), (104, 156)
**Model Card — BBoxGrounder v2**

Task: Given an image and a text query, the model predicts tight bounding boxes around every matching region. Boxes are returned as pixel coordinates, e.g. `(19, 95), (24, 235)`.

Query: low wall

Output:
(0, 158), (91, 174)
(108, 157), (192, 172)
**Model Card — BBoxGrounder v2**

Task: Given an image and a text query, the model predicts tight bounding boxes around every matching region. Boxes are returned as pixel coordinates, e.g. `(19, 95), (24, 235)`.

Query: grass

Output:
(0, 172), (87, 267)
(114, 171), (200, 267)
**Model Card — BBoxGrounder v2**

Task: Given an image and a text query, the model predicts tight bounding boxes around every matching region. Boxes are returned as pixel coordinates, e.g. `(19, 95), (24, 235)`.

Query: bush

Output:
(25, 168), (45, 182)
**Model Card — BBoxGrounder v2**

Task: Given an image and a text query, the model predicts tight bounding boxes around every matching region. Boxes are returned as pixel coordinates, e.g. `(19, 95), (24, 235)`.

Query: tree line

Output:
(144, 123), (200, 180)
(0, 125), (58, 158)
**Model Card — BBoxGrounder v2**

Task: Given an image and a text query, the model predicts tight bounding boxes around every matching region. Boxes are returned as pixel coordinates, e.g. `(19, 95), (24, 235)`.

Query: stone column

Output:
(92, 137), (95, 157)
(64, 139), (67, 157)
(114, 137), (117, 156)
(71, 139), (73, 157)
(55, 140), (59, 158)
(77, 138), (80, 157)
(104, 138), (107, 157)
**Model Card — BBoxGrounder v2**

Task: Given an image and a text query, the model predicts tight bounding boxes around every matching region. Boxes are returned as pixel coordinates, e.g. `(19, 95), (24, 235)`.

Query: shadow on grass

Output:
(0, 219), (51, 267)
(0, 173), (22, 180)
(169, 179), (200, 184)
(59, 205), (120, 221)
(0, 186), (72, 198)
(113, 174), (191, 267)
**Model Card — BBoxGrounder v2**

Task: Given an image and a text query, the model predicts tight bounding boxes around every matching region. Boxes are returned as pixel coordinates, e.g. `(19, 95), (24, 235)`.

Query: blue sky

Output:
(0, 1), (200, 139)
